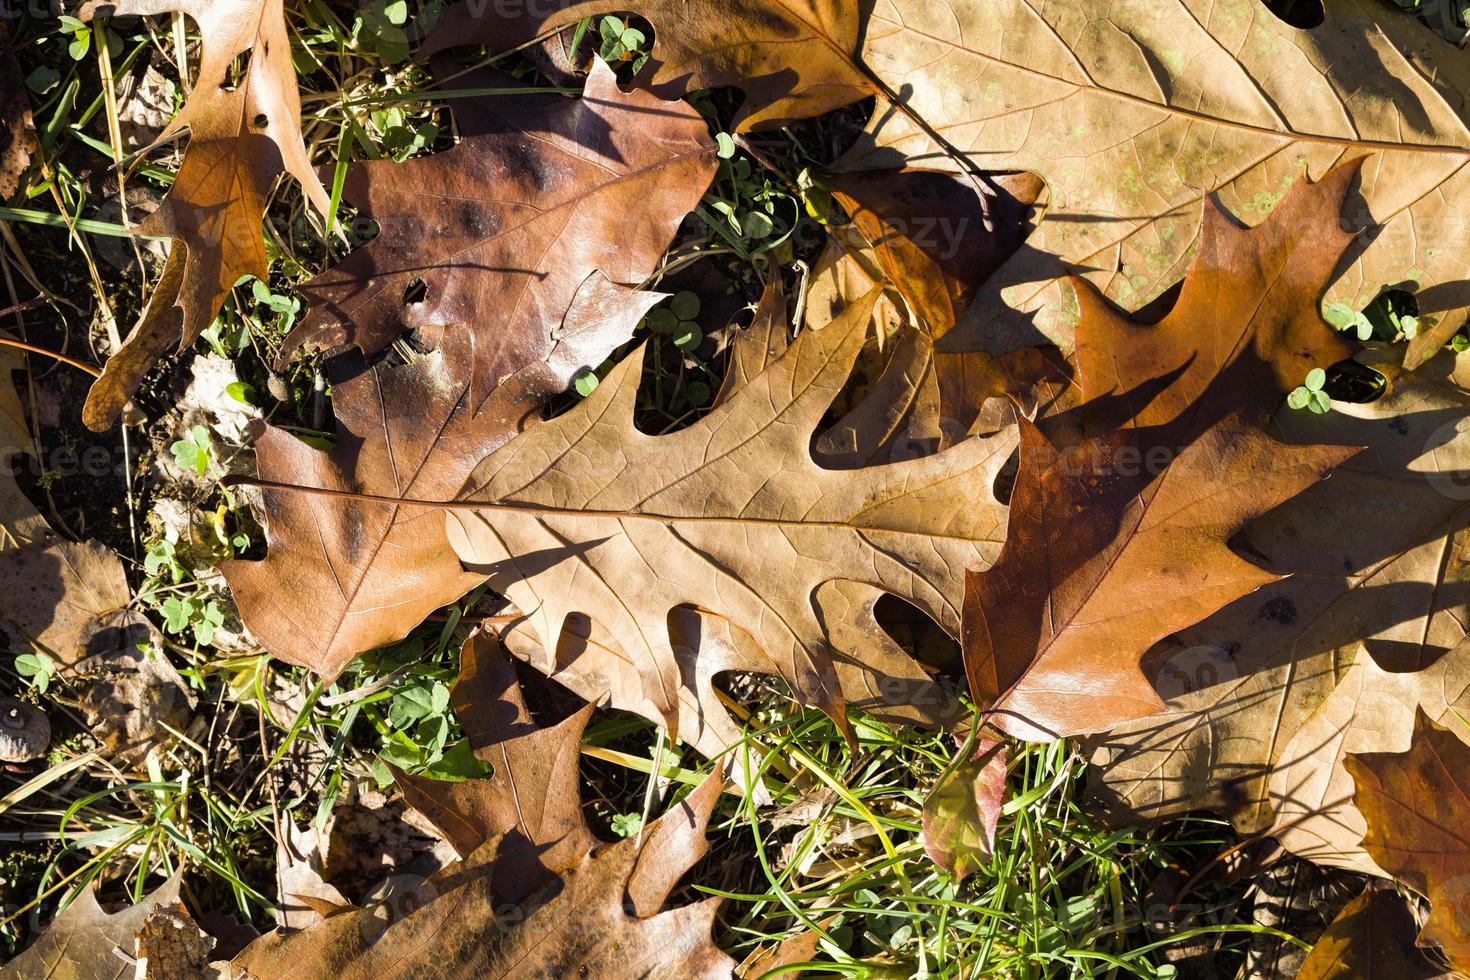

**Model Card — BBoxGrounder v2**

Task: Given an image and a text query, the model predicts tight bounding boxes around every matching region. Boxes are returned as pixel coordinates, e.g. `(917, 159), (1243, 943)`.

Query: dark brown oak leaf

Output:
(232, 758), (735, 978)
(444, 287), (1014, 740)
(1348, 710), (1470, 973)
(282, 60), (717, 398)
(1298, 885), (1444, 980)
(391, 631), (598, 904)
(422, 0), (872, 131)
(78, 0), (329, 430)
(221, 274), (661, 680)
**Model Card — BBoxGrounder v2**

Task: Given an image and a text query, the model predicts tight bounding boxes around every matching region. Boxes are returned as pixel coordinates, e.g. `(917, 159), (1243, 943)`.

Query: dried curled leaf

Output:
(79, 0), (329, 429)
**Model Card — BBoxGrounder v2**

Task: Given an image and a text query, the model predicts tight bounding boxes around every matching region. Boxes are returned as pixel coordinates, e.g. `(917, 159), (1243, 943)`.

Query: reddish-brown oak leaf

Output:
(1068, 164), (1359, 441)
(78, 0), (329, 430)
(222, 273), (661, 680)
(1348, 710), (1470, 973)
(966, 416), (1357, 741)
(422, 0), (872, 131)
(283, 60), (716, 398)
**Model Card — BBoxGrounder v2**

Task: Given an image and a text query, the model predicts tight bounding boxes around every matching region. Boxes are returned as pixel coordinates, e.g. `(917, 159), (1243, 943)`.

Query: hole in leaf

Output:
(992, 447), (1019, 505)
(252, 113), (268, 129)
(1261, 0), (1324, 29)
(1324, 359), (1387, 404)
(221, 50), (252, 92)
(401, 277), (429, 306)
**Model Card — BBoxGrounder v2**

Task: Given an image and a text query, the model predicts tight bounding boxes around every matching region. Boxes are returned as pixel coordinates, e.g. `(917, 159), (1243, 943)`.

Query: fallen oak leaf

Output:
(965, 415), (1356, 741)
(227, 288), (1015, 743)
(1348, 710), (1470, 973)
(1267, 635), (1470, 877)
(1297, 884), (1445, 980)
(78, 0), (329, 430)
(422, 0), (874, 131)
(282, 59), (717, 401)
(444, 285), (1014, 740)
(842, 0), (1470, 356)
(220, 273), (661, 680)
(0, 873), (182, 980)
(391, 631), (599, 904)
(231, 766), (735, 978)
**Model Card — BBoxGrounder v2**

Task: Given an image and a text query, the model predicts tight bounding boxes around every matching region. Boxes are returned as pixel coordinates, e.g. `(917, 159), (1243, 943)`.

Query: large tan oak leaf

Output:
(497, 282), (972, 759)
(446, 288), (1015, 739)
(841, 0), (1470, 359)
(1088, 352), (1470, 835)
(78, 0), (329, 429)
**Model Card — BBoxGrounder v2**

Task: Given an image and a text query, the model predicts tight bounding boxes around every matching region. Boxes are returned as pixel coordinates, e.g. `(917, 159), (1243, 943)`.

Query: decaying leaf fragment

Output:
(1297, 884), (1443, 980)
(78, 0), (330, 430)
(1349, 711), (1470, 973)
(391, 632), (598, 904)
(0, 874), (182, 980)
(446, 287), (1015, 739)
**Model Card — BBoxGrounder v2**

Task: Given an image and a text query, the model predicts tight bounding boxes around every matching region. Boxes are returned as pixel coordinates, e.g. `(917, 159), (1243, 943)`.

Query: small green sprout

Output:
(15, 652), (57, 694)
(647, 291), (704, 352)
(1287, 367), (1331, 414)
(170, 426), (213, 477)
